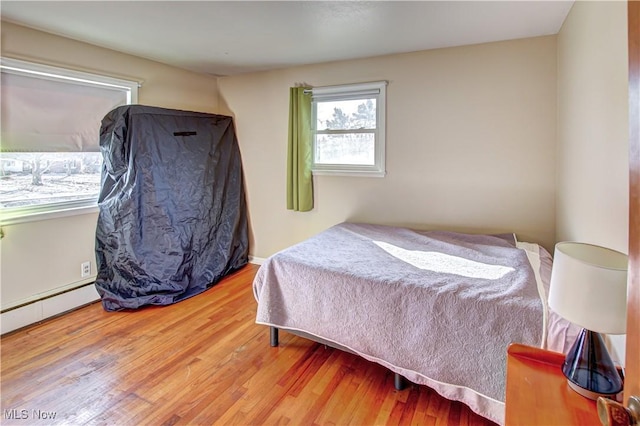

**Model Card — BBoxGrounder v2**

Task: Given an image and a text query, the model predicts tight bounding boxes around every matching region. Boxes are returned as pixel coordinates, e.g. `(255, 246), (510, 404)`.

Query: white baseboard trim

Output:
(1, 284), (100, 335)
(249, 256), (266, 265)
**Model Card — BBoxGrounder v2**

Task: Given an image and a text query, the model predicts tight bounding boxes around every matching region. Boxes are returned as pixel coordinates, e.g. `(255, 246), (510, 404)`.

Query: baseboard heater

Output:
(1, 281), (100, 335)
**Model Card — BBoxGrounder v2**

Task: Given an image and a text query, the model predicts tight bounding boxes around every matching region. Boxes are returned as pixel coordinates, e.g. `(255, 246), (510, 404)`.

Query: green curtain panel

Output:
(286, 87), (314, 212)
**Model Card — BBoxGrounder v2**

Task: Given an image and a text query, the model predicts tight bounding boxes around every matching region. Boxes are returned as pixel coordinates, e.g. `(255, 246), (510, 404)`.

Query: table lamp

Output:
(548, 242), (628, 400)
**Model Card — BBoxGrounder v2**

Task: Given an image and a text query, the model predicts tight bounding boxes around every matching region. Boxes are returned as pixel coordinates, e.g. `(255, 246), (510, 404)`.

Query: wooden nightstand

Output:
(505, 343), (599, 425)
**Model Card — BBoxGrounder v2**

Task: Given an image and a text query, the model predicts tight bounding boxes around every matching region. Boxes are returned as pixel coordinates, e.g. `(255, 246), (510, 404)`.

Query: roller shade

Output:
(1, 59), (137, 153)
(309, 81), (386, 102)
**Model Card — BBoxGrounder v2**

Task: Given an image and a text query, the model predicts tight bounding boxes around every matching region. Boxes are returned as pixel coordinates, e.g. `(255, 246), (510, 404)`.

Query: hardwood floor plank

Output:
(1, 264), (496, 425)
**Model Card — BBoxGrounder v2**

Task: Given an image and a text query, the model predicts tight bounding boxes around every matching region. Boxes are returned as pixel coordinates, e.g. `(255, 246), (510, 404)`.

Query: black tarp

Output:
(94, 105), (249, 311)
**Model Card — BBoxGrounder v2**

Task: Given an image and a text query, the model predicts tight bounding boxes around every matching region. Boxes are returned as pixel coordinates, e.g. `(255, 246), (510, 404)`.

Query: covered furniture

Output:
(96, 105), (249, 311)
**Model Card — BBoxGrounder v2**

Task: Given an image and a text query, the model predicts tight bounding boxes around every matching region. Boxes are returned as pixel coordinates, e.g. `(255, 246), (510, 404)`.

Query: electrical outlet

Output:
(81, 261), (91, 278)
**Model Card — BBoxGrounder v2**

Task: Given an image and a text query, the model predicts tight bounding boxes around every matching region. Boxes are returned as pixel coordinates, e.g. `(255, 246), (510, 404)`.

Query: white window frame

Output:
(0, 57), (139, 225)
(311, 81), (387, 177)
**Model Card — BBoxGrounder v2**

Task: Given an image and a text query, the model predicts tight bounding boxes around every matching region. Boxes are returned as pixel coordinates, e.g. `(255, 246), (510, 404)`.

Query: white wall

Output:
(556, 1), (629, 253)
(556, 1), (629, 363)
(0, 22), (220, 331)
(219, 36), (558, 259)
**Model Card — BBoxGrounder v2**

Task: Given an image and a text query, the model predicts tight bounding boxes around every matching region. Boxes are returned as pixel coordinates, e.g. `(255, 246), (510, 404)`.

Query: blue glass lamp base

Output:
(562, 329), (623, 400)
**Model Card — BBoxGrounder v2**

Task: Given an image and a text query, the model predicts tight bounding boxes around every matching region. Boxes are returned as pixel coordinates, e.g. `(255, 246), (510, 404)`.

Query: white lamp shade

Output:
(548, 242), (628, 334)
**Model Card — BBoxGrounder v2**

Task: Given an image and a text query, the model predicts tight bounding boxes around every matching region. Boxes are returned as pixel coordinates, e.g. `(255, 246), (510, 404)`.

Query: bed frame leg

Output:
(270, 327), (279, 347)
(394, 373), (407, 390)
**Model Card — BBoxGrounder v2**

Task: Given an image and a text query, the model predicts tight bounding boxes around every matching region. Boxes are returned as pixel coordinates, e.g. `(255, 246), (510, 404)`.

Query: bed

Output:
(252, 222), (578, 425)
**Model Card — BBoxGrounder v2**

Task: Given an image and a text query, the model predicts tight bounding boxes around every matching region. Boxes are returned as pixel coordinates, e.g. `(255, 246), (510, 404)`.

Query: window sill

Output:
(312, 169), (386, 178)
(0, 204), (99, 226)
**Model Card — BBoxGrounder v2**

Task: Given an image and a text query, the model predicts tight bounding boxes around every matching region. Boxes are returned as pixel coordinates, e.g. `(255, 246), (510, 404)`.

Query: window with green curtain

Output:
(286, 87), (313, 212)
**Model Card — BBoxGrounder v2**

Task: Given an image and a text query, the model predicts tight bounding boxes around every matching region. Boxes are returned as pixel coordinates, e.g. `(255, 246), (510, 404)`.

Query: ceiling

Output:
(1, 1), (574, 77)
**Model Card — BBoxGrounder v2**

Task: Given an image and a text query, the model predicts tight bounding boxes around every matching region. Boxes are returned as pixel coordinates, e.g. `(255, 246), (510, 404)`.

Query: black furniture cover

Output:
(95, 105), (249, 311)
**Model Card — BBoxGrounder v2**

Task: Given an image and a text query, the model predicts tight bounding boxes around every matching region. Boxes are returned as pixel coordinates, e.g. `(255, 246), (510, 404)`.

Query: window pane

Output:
(315, 133), (375, 165)
(0, 58), (137, 216)
(0, 152), (102, 208)
(316, 98), (376, 130)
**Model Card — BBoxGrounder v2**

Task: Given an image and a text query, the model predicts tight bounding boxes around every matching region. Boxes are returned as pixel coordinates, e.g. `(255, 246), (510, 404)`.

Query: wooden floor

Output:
(1, 264), (496, 426)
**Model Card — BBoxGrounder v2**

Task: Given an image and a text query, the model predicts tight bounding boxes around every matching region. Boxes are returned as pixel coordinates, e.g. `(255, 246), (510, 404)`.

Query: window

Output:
(311, 81), (387, 177)
(0, 58), (138, 223)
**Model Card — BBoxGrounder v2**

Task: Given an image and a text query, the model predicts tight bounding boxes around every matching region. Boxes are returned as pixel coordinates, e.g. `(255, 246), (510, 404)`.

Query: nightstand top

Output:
(505, 343), (600, 426)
